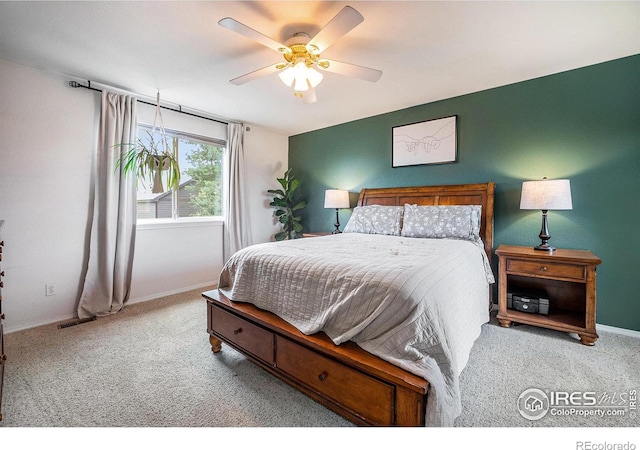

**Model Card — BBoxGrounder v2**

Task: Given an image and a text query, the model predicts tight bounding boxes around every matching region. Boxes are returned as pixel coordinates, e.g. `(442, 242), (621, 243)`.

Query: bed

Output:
(203, 182), (495, 426)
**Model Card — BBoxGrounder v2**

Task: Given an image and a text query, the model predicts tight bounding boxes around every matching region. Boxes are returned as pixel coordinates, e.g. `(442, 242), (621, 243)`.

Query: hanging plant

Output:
(115, 92), (180, 193)
(268, 168), (306, 240)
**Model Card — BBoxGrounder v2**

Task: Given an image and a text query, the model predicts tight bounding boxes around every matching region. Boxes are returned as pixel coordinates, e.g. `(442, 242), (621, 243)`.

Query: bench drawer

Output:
(275, 335), (394, 425)
(209, 305), (274, 364)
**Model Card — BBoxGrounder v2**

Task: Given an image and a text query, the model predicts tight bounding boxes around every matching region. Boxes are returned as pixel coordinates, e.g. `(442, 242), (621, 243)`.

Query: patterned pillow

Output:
(343, 205), (404, 236)
(401, 204), (482, 241)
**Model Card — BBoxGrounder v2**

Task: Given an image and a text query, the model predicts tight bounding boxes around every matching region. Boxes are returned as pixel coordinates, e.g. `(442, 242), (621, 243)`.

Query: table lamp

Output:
(520, 178), (572, 252)
(324, 189), (350, 234)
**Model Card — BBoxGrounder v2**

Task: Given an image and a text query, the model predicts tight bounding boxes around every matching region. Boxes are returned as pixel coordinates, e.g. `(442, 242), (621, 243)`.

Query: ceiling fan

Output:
(219, 5), (382, 103)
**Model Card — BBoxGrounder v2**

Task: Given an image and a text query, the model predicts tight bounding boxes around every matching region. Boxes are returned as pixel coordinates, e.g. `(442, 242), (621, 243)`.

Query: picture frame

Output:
(392, 115), (457, 167)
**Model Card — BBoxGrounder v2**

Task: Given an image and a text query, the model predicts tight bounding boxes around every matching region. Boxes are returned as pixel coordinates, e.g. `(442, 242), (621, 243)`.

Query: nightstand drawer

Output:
(506, 259), (586, 281)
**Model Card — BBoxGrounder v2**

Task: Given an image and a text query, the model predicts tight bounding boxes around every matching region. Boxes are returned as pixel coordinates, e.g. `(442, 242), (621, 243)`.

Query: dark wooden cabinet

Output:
(204, 289), (429, 426)
(0, 220), (5, 420)
(496, 245), (601, 345)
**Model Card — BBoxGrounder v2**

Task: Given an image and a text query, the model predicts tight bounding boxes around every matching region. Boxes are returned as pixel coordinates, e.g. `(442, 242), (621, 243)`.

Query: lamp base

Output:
(534, 210), (555, 251)
(332, 208), (341, 234)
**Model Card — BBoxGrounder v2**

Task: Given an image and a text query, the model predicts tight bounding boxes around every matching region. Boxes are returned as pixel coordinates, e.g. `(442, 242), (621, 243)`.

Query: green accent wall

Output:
(288, 55), (640, 332)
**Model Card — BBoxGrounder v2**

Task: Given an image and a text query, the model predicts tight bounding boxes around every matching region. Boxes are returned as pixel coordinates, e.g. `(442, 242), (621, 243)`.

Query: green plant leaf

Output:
(292, 201), (306, 211)
(268, 169), (306, 241)
(275, 231), (288, 241)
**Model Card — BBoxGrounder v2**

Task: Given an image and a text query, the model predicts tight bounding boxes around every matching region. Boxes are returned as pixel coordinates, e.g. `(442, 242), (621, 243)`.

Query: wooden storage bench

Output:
(204, 289), (429, 426)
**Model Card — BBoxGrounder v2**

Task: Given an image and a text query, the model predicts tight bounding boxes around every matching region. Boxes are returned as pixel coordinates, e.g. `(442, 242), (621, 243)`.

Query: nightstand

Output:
(302, 232), (332, 238)
(496, 245), (602, 345)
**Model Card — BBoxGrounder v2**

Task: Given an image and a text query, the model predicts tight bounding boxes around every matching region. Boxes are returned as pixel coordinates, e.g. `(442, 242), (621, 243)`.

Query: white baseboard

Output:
(127, 281), (217, 306)
(6, 282), (217, 334)
(596, 323), (640, 339)
(6, 311), (79, 334)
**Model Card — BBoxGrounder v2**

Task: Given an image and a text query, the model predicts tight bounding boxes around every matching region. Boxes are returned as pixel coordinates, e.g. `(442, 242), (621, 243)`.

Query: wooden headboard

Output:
(357, 182), (495, 259)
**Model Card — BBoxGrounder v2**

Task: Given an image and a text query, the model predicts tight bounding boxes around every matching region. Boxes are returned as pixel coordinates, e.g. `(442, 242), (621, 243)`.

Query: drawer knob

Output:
(0, 313), (4, 320)
(233, 327), (243, 335)
(318, 371), (328, 382)
(540, 266), (547, 272)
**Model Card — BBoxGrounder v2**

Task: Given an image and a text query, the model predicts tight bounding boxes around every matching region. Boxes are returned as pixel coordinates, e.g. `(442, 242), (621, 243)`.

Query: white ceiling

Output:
(1, 1), (638, 136)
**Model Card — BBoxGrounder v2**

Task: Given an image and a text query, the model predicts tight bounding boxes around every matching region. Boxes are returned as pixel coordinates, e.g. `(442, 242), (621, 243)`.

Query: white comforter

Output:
(218, 233), (494, 426)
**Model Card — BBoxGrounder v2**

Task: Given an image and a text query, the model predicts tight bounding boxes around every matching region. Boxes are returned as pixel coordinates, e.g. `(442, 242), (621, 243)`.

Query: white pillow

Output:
(343, 205), (404, 236)
(401, 204), (482, 241)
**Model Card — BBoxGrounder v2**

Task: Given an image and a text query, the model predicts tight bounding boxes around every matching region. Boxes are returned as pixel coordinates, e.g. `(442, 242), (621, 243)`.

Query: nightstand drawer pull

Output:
(540, 266), (547, 272)
(233, 327), (243, 335)
(318, 371), (328, 382)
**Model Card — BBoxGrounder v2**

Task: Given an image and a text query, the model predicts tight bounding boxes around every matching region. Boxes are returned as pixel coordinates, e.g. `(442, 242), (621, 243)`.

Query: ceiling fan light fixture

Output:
(306, 67), (323, 87)
(302, 82), (317, 104)
(288, 58), (321, 92)
(293, 75), (309, 92)
(278, 61), (322, 94)
(278, 66), (295, 87)
(220, 6), (382, 103)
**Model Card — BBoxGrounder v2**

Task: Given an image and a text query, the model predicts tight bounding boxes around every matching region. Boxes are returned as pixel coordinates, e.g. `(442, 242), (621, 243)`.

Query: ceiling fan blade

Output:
(229, 63), (282, 85)
(308, 6), (364, 53)
(319, 59), (382, 83)
(219, 17), (289, 54)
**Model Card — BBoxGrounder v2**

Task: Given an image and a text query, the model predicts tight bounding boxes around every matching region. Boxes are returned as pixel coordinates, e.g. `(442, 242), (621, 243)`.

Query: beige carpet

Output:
(1, 288), (638, 431)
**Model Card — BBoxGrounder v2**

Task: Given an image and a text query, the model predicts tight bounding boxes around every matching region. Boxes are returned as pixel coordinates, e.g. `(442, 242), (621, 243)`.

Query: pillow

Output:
(401, 204), (482, 241)
(343, 205), (404, 236)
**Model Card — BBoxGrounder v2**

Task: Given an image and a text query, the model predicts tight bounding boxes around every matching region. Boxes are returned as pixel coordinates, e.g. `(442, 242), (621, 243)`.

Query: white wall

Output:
(244, 124), (290, 245)
(0, 59), (288, 333)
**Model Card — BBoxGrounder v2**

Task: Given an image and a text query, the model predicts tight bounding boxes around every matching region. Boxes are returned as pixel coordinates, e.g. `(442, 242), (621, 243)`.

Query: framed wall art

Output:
(392, 115), (457, 167)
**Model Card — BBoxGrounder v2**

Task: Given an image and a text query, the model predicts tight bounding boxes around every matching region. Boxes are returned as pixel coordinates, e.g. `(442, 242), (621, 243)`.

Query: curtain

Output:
(223, 123), (252, 261)
(78, 91), (138, 319)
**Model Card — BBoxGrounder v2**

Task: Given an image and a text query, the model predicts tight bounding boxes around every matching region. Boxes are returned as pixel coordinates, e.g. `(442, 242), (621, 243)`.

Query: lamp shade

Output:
(324, 189), (350, 209)
(520, 179), (572, 210)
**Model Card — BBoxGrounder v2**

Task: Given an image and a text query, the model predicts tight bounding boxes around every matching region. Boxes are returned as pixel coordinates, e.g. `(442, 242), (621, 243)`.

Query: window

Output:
(135, 126), (225, 220)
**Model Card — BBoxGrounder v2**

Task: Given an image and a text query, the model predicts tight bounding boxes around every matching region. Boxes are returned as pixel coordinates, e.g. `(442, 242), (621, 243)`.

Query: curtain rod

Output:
(67, 80), (235, 126)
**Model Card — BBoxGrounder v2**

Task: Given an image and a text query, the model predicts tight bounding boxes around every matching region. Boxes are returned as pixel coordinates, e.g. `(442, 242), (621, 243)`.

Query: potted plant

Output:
(116, 129), (180, 193)
(268, 168), (306, 240)
(115, 92), (180, 193)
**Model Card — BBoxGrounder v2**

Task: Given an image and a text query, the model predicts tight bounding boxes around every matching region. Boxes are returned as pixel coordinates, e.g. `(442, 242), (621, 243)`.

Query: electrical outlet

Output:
(46, 284), (56, 296)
